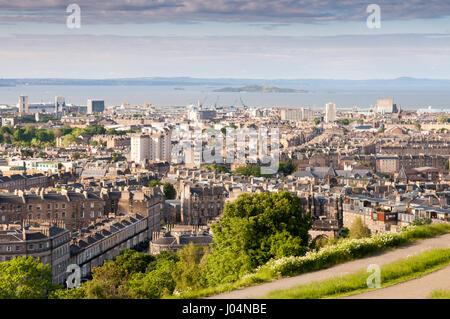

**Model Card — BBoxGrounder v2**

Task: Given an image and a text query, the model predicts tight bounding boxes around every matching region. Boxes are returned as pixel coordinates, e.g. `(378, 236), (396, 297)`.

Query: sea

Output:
(1, 85), (450, 111)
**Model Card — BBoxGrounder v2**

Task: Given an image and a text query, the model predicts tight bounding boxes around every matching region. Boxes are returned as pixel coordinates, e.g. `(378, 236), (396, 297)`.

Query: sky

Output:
(1, 0), (450, 79)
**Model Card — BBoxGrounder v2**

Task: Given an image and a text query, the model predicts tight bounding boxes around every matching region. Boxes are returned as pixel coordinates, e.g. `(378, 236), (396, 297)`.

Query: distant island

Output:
(213, 85), (308, 93)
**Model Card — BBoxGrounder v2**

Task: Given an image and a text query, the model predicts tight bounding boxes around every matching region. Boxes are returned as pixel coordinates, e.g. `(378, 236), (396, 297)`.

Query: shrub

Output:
(249, 224), (448, 278)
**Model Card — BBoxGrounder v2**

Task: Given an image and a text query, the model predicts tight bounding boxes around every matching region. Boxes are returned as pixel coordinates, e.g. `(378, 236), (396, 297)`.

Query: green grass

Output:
(428, 290), (450, 299)
(265, 248), (450, 299)
(171, 223), (450, 299)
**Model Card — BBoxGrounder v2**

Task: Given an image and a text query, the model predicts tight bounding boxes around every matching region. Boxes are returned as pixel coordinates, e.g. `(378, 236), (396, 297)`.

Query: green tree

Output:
(278, 159), (297, 175)
(233, 164), (272, 177)
(206, 191), (312, 285)
(172, 243), (209, 292)
(148, 179), (161, 187)
(114, 249), (157, 275)
(155, 250), (179, 264)
(163, 182), (176, 199)
(83, 260), (129, 298)
(62, 134), (79, 147)
(126, 259), (176, 299)
(313, 118), (320, 125)
(438, 115), (449, 124)
(0, 256), (55, 299)
(349, 217), (371, 239)
(340, 227), (350, 238)
(21, 149), (34, 158)
(111, 152), (120, 162)
(49, 285), (87, 299)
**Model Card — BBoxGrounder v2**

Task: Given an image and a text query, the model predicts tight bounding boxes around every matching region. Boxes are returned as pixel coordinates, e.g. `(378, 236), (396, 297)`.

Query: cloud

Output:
(1, 32), (450, 79)
(0, 0), (450, 24)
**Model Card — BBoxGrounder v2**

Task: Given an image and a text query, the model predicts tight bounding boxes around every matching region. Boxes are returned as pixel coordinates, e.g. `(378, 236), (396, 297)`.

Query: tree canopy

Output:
(0, 256), (55, 299)
(349, 217), (371, 239)
(163, 182), (177, 199)
(206, 191), (312, 285)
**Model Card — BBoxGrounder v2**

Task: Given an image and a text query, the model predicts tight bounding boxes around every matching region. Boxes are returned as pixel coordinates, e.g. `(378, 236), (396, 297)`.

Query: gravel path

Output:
(342, 265), (450, 299)
(208, 233), (450, 299)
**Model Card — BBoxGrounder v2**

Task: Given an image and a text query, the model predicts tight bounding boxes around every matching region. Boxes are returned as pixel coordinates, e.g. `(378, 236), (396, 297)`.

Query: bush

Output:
(266, 248), (450, 299)
(248, 224), (449, 278)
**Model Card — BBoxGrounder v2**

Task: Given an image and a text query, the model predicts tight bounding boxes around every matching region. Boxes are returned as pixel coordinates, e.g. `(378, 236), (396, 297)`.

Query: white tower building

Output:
(18, 95), (28, 114)
(325, 102), (336, 123)
(55, 96), (65, 114)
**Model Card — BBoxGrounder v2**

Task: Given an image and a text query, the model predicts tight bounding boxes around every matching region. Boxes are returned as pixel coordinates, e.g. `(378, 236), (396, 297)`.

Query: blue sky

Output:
(1, 0), (450, 79)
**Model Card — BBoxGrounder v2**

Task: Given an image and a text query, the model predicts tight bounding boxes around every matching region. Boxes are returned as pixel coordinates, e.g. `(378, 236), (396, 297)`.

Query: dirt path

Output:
(342, 265), (450, 299)
(208, 233), (450, 299)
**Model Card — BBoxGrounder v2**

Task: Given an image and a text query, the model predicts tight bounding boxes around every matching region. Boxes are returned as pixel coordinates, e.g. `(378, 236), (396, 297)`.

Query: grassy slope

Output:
(428, 290), (450, 299)
(265, 249), (450, 299)
(172, 223), (450, 299)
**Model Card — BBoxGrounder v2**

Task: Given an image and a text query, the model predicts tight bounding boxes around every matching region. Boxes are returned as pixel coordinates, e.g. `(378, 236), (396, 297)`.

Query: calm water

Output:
(1, 85), (449, 110)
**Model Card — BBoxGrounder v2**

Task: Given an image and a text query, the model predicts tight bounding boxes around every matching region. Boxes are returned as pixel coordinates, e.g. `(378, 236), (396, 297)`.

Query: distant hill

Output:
(1, 77), (450, 90)
(213, 85), (307, 93)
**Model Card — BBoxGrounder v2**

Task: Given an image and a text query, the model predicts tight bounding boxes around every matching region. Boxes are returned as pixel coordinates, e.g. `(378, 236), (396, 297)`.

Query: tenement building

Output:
(115, 187), (165, 239)
(0, 189), (105, 232)
(0, 220), (70, 285)
(179, 182), (228, 225)
(69, 212), (149, 279)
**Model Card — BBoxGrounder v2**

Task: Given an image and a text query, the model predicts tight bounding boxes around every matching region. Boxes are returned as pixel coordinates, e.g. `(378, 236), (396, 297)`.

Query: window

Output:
(62, 204), (66, 209)
(6, 246), (12, 252)
(90, 203), (95, 208)
(28, 205), (33, 211)
(15, 246), (21, 251)
(29, 244), (34, 250)
(90, 211), (94, 218)
(98, 211), (102, 217)
(55, 204), (58, 209)
(47, 204), (51, 210)
(36, 205), (41, 211)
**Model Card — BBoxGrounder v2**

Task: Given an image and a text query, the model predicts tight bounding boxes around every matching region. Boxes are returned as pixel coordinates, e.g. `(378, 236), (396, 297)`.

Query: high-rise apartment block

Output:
(18, 95), (28, 114)
(55, 96), (65, 114)
(130, 129), (172, 164)
(280, 107), (314, 122)
(87, 99), (105, 114)
(374, 98), (397, 114)
(325, 102), (336, 123)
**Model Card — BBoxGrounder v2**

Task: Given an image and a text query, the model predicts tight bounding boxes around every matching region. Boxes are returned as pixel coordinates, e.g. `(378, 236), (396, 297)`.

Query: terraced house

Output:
(0, 220), (70, 285)
(69, 213), (149, 279)
(0, 189), (105, 231)
(180, 183), (227, 225)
